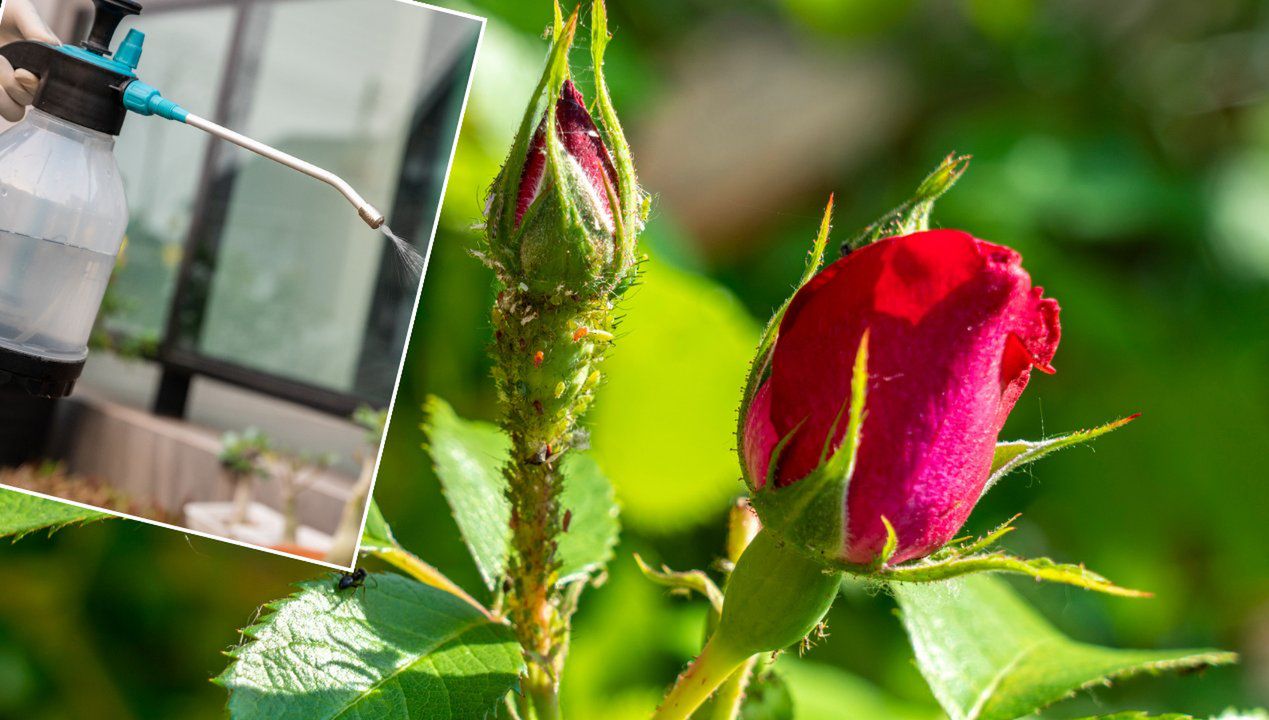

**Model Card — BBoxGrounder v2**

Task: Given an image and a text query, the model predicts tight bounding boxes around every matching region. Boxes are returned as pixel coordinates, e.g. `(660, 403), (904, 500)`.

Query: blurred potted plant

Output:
(271, 448), (336, 547)
(217, 428), (271, 526)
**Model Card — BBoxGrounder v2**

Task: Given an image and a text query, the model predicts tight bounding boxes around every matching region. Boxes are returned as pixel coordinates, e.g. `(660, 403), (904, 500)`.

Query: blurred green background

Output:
(1, 0), (1267, 717)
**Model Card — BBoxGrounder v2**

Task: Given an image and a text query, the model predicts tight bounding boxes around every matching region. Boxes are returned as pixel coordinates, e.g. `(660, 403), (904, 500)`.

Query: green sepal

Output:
(985, 414), (1139, 496)
(750, 332), (867, 564)
(591, 0), (647, 275)
(737, 197), (835, 489)
(843, 153), (970, 253)
(484, 8), (577, 278)
(714, 528), (843, 657)
(551, 0), (564, 40)
(833, 514), (1150, 598)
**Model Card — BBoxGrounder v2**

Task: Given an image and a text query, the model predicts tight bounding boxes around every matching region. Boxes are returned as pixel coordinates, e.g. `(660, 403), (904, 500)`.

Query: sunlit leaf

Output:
(422, 396), (509, 590)
(894, 575), (1237, 720)
(217, 573), (523, 720)
(359, 499), (396, 551)
(0, 487), (107, 539)
(424, 395), (619, 590)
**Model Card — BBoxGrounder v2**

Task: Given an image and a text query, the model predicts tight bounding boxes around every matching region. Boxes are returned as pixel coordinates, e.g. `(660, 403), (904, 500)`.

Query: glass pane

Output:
(107, 6), (237, 341)
(192, 0), (476, 395)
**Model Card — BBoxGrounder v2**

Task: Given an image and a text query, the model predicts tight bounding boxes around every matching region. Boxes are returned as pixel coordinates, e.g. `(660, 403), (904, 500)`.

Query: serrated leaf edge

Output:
(214, 573), (523, 720)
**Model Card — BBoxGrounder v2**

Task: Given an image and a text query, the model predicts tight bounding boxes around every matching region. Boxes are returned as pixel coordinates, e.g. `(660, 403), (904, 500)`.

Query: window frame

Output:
(84, 0), (474, 418)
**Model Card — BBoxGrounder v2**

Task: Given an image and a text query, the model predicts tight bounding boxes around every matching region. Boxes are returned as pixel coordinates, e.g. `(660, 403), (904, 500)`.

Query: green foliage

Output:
(422, 396), (511, 590)
(0, 488), (107, 539)
(423, 395), (620, 590)
(216, 573), (523, 720)
(357, 500), (490, 615)
(359, 500), (396, 552)
(893, 575), (1237, 720)
(217, 429), (272, 478)
(1063, 714), (1268, 719)
(737, 667), (794, 720)
(590, 254), (760, 532)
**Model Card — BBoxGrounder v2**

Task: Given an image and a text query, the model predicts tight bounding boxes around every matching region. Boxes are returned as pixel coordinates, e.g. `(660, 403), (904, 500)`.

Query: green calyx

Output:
(714, 528), (843, 658)
(483, 1), (647, 300)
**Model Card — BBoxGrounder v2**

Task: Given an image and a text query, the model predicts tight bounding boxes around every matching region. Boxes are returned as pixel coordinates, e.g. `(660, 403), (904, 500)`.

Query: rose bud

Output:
(744, 229), (1060, 566)
(483, 8), (646, 297)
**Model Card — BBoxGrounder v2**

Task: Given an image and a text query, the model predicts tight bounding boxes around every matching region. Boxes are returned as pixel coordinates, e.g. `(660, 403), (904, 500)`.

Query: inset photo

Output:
(0, 0), (483, 567)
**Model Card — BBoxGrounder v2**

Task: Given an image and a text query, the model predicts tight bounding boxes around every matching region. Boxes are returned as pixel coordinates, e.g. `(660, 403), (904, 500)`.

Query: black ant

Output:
(337, 568), (368, 591)
(334, 568), (376, 603)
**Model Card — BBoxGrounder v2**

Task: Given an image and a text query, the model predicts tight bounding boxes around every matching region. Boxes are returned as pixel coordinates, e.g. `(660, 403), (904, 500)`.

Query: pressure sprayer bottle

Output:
(0, 0), (389, 399)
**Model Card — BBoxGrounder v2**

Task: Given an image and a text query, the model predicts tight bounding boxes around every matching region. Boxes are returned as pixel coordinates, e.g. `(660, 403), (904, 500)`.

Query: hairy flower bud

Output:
(744, 229), (1060, 566)
(484, 8), (646, 298)
(511, 80), (621, 292)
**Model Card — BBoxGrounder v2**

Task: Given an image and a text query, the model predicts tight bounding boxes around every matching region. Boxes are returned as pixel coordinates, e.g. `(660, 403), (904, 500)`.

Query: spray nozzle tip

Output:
(359, 205), (386, 230)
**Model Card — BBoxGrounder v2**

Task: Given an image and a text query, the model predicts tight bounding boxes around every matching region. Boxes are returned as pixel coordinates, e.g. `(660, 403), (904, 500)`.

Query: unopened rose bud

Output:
(744, 229), (1060, 566)
(484, 8), (645, 298)
(511, 80), (620, 292)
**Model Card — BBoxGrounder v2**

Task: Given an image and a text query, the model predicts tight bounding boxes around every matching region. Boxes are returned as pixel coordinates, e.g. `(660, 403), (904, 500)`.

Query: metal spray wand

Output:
(125, 81), (387, 230)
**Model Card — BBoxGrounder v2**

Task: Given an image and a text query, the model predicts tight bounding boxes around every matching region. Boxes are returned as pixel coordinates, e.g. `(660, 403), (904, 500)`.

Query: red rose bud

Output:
(516, 79), (620, 234)
(483, 5), (645, 297)
(744, 230), (1060, 566)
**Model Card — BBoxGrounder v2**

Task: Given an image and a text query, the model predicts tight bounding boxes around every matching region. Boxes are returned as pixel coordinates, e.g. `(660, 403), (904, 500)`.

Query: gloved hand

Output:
(0, 0), (59, 122)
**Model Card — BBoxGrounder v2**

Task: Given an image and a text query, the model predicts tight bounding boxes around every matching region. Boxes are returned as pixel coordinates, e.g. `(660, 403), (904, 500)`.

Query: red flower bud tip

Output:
(744, 230), (1061, 565)
(516, 79), (620, 232)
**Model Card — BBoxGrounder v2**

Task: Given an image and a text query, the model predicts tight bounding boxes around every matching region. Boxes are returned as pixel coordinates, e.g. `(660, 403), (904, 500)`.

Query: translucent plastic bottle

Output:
(0, 107), (128, 363)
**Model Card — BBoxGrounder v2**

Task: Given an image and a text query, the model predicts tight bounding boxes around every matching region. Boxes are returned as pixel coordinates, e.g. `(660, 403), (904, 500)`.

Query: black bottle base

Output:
(0, 345), (85, 399)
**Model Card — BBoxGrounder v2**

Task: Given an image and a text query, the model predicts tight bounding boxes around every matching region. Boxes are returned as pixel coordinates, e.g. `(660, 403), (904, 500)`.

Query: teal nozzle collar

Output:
(53, 26), (188, 123)
(122, 80), (188, 122)
(54, 28), (145, 76)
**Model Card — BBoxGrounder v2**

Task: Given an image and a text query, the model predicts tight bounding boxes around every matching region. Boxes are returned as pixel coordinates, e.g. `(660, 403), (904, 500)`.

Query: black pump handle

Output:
(83, 0), (143, 56)
(0, 41), (56, 78)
